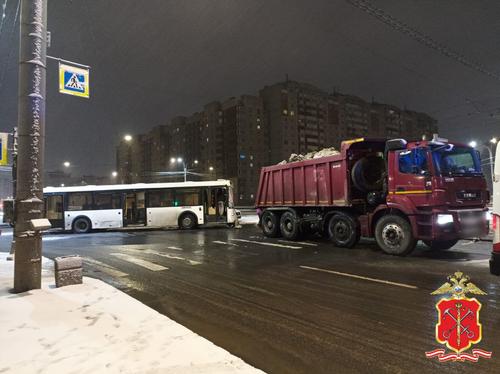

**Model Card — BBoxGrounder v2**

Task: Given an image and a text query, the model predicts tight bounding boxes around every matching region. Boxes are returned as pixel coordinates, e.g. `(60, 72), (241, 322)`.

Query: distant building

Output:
(116, 79), (438, 205)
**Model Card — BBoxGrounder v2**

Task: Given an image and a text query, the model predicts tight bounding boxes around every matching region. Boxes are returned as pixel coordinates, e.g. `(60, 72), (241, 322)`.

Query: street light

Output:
(491, 137), (498, 145)
(468, 140), (477, 148)
(124, 134), (132, 142)
(194, 160), (199, 165)
(111, 171), (118, 178)
(63, 161), (70, 168)
(171, 157), (187, 182)
(209, 166), (214, 171)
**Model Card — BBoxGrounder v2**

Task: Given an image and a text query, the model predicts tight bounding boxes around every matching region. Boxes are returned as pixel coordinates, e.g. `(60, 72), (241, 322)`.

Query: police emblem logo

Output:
(426, 271), (492, 362)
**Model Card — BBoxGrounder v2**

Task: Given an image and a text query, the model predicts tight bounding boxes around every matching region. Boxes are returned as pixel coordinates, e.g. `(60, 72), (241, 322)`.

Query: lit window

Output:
(290, 111), (295, 116)
(257, 125), (261, 130)
(250, 163), (253, 167)
(206, 138), (209, 142)
(283, 109), (288, 115)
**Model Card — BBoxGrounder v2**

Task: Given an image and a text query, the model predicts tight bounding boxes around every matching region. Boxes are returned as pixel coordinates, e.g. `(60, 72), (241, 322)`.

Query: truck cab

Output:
(383, 136), (489, 250)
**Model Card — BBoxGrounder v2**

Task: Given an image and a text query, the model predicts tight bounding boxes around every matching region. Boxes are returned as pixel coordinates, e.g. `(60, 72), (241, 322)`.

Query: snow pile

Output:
(0, 253), (264, 374)
(277, 147), (340, 164)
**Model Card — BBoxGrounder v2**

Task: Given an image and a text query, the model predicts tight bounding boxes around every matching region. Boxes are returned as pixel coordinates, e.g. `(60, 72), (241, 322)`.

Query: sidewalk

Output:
(0, 253), (264, 374)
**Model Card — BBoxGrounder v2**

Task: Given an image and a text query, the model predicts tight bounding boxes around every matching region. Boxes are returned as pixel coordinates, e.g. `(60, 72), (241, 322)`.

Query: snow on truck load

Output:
(255, 136), (490, 256)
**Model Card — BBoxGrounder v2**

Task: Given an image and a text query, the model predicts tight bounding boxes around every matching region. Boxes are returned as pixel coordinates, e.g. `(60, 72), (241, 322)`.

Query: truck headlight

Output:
(437, 214), (454, 225)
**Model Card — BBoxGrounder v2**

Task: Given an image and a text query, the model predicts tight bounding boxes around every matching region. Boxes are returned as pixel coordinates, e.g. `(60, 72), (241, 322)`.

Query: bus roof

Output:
(43, 180), (232, 194)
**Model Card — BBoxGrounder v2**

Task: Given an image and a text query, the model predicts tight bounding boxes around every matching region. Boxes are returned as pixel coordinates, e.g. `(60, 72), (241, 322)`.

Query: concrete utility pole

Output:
(8, 127), (18, 257)
(13, 0), (47, 293)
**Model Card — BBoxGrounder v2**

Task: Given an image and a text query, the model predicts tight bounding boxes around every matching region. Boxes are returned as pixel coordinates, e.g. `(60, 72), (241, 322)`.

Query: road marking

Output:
(231, 239), (302, 249)
(213, 240), (238, 246)
(278, 239), (318, 247)
(82, 257), (128, 278)
(117, 247), (202, 266)
(299, 265), (418, 290)
(167, 246), (183, 251)
(110, 253), (168, 271)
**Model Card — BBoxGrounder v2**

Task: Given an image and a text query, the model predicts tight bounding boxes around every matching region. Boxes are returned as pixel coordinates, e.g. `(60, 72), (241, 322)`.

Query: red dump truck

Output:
(255, 137), (489, 256)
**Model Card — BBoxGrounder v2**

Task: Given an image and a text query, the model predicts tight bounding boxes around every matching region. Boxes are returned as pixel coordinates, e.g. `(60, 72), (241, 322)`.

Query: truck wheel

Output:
(490, 254), (500, 275)
(423, 240), (458, 250)
(261, 210), (280, 237)
(73, 217), (91, 234)
(328, 212), (360, 248)
(179, 212), (197, 229)
(375, 215), (416, 256)
(280, 211), (301, 240)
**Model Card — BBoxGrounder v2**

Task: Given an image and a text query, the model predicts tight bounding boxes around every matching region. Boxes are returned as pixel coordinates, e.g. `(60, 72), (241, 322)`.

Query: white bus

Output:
(491, 145), (500, 275)
(43, 180), (237, 233)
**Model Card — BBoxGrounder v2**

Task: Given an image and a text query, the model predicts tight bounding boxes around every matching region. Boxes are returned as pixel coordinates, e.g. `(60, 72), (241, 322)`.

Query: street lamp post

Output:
(469, 138), (497, 189)
(171, 157), (187, 182)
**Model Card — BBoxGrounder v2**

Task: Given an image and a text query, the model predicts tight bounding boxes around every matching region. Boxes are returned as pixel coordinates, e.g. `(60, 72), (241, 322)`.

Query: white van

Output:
(490, 144), (500, 275)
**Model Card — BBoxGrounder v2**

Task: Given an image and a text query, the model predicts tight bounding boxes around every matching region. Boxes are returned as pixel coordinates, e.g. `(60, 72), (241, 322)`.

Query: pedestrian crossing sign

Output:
(0, 132), (8, 166)
(59, 63), (90, 98)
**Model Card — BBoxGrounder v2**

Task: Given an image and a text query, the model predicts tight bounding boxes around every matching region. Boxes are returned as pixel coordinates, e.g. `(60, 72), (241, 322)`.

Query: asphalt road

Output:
(1, 224), (499, 374)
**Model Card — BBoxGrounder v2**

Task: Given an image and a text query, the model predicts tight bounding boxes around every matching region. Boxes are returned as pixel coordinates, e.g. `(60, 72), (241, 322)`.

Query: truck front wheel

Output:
(261, 210), (281, 238)
(280, 211), (301, 240)
(423, 239), (458, 250)
(328, 212), (360, 248)
(375, 215), (416, 256)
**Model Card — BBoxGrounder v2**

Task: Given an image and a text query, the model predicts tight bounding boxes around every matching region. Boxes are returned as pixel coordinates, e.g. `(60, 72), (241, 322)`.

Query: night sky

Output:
(1, 0), (499, 176)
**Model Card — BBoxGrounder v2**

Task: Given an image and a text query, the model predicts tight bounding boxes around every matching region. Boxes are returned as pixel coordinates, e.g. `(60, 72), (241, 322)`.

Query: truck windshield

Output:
(431, 145), (481, 176)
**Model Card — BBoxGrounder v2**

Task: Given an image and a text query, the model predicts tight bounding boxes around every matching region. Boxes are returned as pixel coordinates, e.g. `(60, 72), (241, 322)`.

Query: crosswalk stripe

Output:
(110, 253), (168, 271)
(167, 246), (183, 251)
(82, 257), (128, 278)
(231, 238), (302, 249)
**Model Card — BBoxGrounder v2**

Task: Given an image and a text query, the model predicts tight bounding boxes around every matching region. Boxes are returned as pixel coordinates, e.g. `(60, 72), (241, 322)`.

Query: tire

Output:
(423, 239), (458, 250)
(375, 215), (417, 256)
(327, 212), (360, 248)
(280, 211), (301, 240)
(261, 210), (280, 238)
(490, 253), (500, 275)
(73, 217), (91, 234)
(179, 213), (197, 229)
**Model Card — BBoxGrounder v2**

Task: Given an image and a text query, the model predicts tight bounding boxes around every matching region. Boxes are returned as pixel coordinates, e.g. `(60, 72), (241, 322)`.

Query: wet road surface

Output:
(1, 225), (499, 373)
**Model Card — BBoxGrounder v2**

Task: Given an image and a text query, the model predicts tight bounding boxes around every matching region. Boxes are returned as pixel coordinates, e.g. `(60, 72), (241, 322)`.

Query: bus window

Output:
(94, 192), (121, 210)
(174, 188), (201, 206)
(46, 195), (63, 220)
(147, 190), (174, 207)
(68, 192), (93, 211)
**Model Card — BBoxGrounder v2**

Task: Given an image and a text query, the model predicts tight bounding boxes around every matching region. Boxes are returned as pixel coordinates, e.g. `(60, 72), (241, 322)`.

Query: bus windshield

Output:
(431, 145), (482, 176)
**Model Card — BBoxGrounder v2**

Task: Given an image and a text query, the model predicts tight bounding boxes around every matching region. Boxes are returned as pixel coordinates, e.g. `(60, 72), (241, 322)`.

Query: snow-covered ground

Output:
(0, 253), (264, 374)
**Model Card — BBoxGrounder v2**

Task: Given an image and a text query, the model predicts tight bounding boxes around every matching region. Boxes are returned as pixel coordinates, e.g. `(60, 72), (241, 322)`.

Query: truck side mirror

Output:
(386, 139), (407, 151)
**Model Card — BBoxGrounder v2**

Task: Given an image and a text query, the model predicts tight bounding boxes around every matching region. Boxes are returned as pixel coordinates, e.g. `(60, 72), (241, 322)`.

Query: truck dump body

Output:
(256, 153), (349, 208)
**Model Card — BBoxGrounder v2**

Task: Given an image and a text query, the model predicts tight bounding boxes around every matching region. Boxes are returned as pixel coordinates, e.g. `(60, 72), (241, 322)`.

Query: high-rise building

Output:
(116, 79), (438, 205)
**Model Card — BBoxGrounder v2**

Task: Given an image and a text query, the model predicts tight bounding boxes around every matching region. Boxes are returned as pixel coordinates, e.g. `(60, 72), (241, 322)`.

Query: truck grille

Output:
(456, 190), (481, 201)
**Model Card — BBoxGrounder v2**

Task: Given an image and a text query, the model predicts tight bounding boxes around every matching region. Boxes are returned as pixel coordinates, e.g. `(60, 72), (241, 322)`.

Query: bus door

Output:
(124, 191), (146, 226)
(204, 187), (228, 223)
(44, 194), (64, 229)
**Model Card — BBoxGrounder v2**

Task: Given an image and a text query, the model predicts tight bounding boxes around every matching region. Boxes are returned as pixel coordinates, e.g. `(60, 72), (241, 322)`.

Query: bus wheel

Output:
(73, 217), (91, 234)
(375, 215), (416, 256)
(423, 240), (458, 250)
(280, 211), (301, 240)
(328, 212), (359, 248)
(261, 210), (280, 237)
(179, 213), (197, 229)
